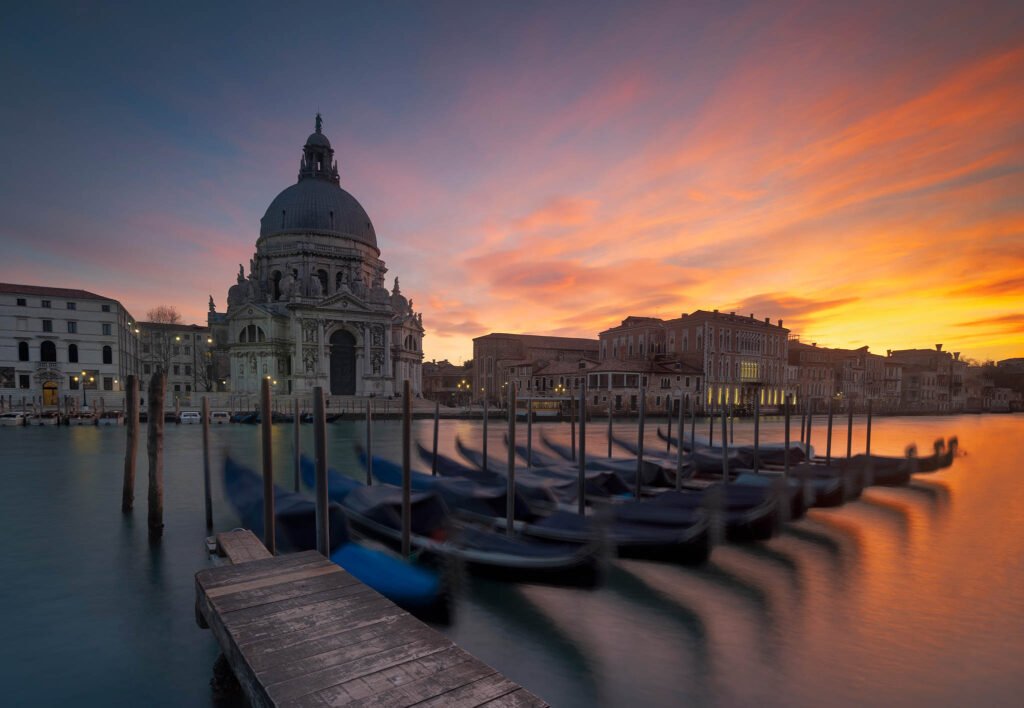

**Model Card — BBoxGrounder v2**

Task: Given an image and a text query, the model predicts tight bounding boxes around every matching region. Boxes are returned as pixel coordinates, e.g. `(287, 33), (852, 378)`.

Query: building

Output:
(208, 116), (424, 398)
(473, 333), (600, 404)
(888, 345), (966, 412)
(0, 283), (139, 410)
(421, 359), (472, 405)
(137, 322), (218, 404)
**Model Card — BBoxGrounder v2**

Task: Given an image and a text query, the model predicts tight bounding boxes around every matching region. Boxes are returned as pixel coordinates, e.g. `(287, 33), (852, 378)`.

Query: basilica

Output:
(208, 116), (424, 397)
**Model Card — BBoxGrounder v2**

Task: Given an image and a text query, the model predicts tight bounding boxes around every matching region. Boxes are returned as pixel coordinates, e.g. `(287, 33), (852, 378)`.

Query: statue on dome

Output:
(208, 295), (215, 313)
(315, 113), (323, 133)
(237, 264), (245, 284)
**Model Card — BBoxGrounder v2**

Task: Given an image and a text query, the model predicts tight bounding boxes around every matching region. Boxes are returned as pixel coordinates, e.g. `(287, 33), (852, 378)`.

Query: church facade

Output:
(209, 116), (424, 397)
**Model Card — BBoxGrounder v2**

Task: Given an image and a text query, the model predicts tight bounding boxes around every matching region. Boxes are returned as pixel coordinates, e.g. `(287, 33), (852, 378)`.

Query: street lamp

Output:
(73, 370), (95, 408)
(456, 379), (470, 409)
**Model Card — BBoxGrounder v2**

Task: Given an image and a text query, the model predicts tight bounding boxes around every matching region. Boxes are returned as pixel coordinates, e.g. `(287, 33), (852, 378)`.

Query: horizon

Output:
(2, 1), (1022, 364)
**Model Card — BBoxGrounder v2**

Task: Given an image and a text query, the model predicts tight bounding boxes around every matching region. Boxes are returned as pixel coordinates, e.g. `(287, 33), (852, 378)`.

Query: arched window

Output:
(239, 328), (248, 343)
(40, 340), (56, 362)
(257, 326), (266, 342)
(18, 341), (29, 361)
(102, 345), (113, 365)
(271, 270), (282, 300)
(317, 269), (328, 294)
(68, 343), (78, 363)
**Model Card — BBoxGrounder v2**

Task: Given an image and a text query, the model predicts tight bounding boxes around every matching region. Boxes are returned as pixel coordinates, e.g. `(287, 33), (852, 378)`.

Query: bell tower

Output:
(298, 113), (340, 185)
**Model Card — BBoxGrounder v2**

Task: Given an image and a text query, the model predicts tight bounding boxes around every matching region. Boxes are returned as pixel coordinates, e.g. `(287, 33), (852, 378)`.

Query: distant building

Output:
(472, 333), (600, 404)
(888, 345), (966, 412)
(0, 283), (139, 409)
(137, 322), (218, 404)
(421, 359), (472, 405)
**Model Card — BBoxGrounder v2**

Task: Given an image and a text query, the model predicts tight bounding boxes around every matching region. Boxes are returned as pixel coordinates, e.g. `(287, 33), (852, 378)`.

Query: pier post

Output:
(313, 387), (329, 557)
(753, 391), (761, 474)
(846, 397), (854, 460)
(690, 395), (696, 453)
(675, 393), (685, 491)
(293, 398), (301, 492)
(506, 383), (517, 535)
(865, 399), (874, 486)
(636, 387), (646, 499)
(526, 397), (533, 471)
(365, 398), (373, 486)
(825, 396), (834, 466)
(729, 401), (735, 444)
(708, 404), (714, 446)
(175, 396), (180, 424)
(431, 400), (439, 476)
(202, 396), (212, 530)
(482, 396), (489, 473)
(721, 402), (728, 486)
(402, 380), (412, 559)
(578, 382), (587, 515)
(261, 379), (275, 555)
(147, 370), (165, 540)
(121, 375), (138, 513)
(783, 394), (791, 479)
(805, 399), (814, 456)
(570, 395), (576, 461)
(607, 402), (613, 459)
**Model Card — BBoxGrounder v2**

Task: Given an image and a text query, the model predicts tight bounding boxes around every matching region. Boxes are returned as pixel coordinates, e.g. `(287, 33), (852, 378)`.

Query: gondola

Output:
(367, 454), (714, 564)
(299, 457), (602, 586)
(539, 434), (675, 488)
(222, 457), (449, 621)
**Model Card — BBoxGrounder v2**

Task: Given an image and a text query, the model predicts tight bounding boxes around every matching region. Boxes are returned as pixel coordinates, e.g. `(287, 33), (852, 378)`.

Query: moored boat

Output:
(68, 412), (96, 426)
(27, 411), (61, 426)
(97, 411), (125, 426)
(0, 412), (28, 427)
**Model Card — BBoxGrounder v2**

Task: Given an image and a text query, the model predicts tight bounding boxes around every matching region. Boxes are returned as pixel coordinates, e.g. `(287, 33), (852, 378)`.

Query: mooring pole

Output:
(675, 393), (685, 491)
(401, 380), (412, 558)
(293, 398), (301, 492)
(636, 386), (646, 499)
(720, 402), (729, 488)
(570, 395), (576, 462)
(667, 396), (673, 453)
(365, 398), (373, 486)
(506, 383), (517, 535)
(690, 395), (696, 452)
(482, 396), (489, 473)
(806, 398), (814, 457)
(313, 386), (328, 557)
(865, 398), (874, 486)
(578, 382), (587, 515)
(607, 402), (613, 459)
(825, 396), (834, 466)
(846, 397), (854, 460)
(729, 400), (735, 445)
(261, 378), (275, 555)
(708, 402), (714, 446)
(526, 396), (533, 471)
(121, 375), (138, 513)
(784, 394), (792, 480)
(753, 391), (761, 474)
(147, 370), (165, 540)
(431, 400), (439, 476)
(202, 396), (212, 530)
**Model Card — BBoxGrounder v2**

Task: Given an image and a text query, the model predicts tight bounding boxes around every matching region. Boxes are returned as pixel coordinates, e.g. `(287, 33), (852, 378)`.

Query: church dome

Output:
(258, 114), (378, 250)
(260, 180), (377, 249)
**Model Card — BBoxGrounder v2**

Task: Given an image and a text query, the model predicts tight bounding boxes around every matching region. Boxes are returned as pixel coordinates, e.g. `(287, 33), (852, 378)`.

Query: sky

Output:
(1, 1), (1022, 364)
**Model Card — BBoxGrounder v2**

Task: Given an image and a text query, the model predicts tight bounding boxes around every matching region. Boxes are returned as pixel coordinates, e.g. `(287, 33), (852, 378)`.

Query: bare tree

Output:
(146, 305), (182, 324)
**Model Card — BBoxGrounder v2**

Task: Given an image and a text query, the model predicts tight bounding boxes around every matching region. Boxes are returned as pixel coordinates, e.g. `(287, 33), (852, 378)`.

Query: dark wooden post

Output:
(482, 396), (489, 473)
(506, 383), (517, 535)
(202, 396), (212, 530)
(635, 386), (646, 499)
(402, 380), (412, 558)
(147, 370), (165, 539)
(578, 382), (587, 515)
(690, 394), (696, 452)
(675, 393), (685, 491)
(365, 398), (373, 486)
(121, 375), (138, 513)
(753, 391), (761, 474)
(607, 401), (613, 459)
(825, 395), (834, 466)
(783, 394), (791, 479)
(431, 400), (439, 476)
(293, 398), (301, 492)
(174, 395), (180, 424)
(720, 401), (729, 486)
(729, 400), (735, 444)
(570, 395), (576, 462)
(708, 401), (714, 446)
(846, 397), (854, 460)
(261, 378), (275, 555)
(805, 398), (814, 457)
(313, 387), (329, 557)
(865, 399), (874, 486)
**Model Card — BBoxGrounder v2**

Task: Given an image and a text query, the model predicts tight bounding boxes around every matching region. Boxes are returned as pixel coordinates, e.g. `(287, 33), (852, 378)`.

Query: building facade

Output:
(137, 322), (218, 405)
(473, 333), (600, 404)
(0, 283), (138, 410)
(208, 116), (424, 398)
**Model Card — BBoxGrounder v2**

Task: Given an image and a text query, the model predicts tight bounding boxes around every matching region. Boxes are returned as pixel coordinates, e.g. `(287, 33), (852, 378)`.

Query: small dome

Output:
(305, 132), (331, 148)
(260, 179), (377, 249)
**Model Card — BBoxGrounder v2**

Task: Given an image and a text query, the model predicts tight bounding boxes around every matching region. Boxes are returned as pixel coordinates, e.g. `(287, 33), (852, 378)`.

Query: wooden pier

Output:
(196, 531), (545, 707)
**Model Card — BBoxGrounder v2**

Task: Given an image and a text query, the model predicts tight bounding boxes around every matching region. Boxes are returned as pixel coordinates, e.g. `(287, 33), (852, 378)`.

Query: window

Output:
(67, 302), (76, 310)
(185, 384), (192, 393)
(102, 323), (111, 336)
(101, 304), (110, 312)
(174, 384), (181, 392)
(144, 364), (151, 375)
(19, 374), (30, 389)
(67, 321), (77, 334)
(185, 365), (192, 375)
(102, 345), (112, 365)
(18, 342), (29, 361)
(103, 377), (113, 391)
(16, 298), (26, 306)
(42, 320), (52, 332)
(183, 346), (190, 355)
(173, 365), (180, 375)
(68, 344), (78, 363)
(41, 300), (51, 308)
(40, 340), (56, 362)
(172, 345), (180, 355)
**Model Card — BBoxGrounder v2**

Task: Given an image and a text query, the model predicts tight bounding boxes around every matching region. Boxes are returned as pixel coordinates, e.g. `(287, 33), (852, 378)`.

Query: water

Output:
(1, 414), (1022, 707)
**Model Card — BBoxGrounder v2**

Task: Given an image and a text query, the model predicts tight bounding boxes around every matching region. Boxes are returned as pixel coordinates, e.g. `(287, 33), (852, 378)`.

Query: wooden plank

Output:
(207, 565), (344, 599)
(213, 570), (363, 614)
(413, 672), (524, 708)
(232, 595), (396, 647)
(240, 603), (408, 659)
(226, 581), (374, 628)
(218, 529), (273, 563)
(337, 659), (497, 708)
(478, 688), (548, 707)
(200, 550), (325, 589)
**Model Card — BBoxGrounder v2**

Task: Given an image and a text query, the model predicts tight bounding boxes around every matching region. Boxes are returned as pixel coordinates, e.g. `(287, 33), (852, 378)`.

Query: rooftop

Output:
(0, 282), (114, 301)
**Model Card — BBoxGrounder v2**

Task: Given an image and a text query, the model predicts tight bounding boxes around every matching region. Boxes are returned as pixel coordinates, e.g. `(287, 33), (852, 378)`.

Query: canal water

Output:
(1, 413), (1022, 707)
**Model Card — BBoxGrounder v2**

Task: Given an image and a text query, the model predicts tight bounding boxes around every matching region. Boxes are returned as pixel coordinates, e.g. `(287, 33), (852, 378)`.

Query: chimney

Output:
(764, 317), (769, 324)
(778, 319), (783, 327)
(750, 313), (754, 319)
(954, 352), (961, 361)
(713, 308), (718, 314)
(730, 311), (735, 317)
(935, 343), (943, 352)
(812, 343), (817, 347)
(887, 350), (891, 357)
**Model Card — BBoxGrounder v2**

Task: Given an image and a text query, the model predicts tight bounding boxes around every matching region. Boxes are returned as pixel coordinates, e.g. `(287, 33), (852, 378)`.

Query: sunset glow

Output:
(2, 1), (1021, 363)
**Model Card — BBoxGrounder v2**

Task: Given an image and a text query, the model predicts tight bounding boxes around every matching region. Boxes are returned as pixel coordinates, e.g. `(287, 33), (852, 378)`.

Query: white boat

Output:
(69, 413), (96, 426)
(97, 411), (125, 426)
(28, 412), (61, 426)
(0, 412), (27, 427)
(210, 411), (230, 425)
(179, 411), (202, 424)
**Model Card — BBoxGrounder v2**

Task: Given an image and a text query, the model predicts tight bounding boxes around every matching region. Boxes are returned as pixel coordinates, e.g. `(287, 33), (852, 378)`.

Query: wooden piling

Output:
(720, 402), (729, 488)
(293, 398), (301, 492)
(570, 395), (576, 462)
(708, 404), (714, 446)
(431, 400), (439, 476)
(753, 391), (761, 474)
(313, 387), (328, 557)
(846, 397), (854, 460)
(147, 370), (165, 539)
(729, 401), (735, 444)
(635, 387), (646, 499)
(365, 398), (373, 486)
(806, 398), (814, 455)
(607, 402), (613, 459)
(506, 383), (517, 535)
(261, 378), (275, 555)
(482, 396), (489, 473)
(690, 395), (696, 453)
(202, 396), (212, 530)
(578, 383), (587, 515)
(865, 399), (874, 486)
(402, 380), (412, 559)
(174, 395), (180, 424)
(675, 393), (684, 491)
(526, 396), (533, 471)
(121, 375), (138, 513)
(825, 396), (834, 466)
(666, 396), (673, 453)
(783, 394), (791, 479)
